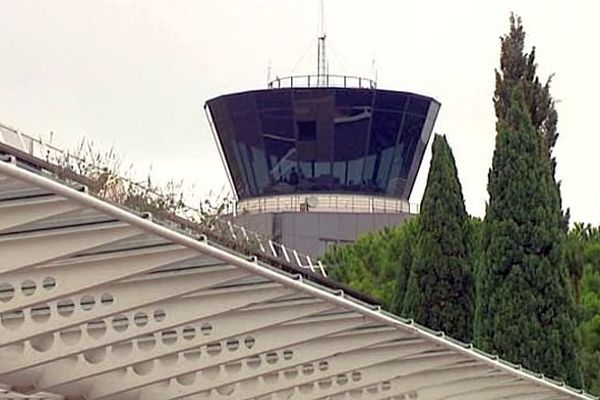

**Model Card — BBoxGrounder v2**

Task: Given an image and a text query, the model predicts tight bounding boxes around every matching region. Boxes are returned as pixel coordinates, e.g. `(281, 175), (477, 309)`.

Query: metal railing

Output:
(268, 74), (377, 90)
(236, 194), (419, 216)
(0, 123), (327, 276)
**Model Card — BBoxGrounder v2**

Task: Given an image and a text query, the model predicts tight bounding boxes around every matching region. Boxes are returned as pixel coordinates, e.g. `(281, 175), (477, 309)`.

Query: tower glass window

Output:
(206, 88), (440, 200)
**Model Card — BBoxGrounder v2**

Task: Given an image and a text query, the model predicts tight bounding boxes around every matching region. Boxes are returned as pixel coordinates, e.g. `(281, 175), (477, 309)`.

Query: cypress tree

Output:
(495, 14), (558, 166)
(495, 14), (569, 229)
(402, 134), (473, 342)
(474, 83), (582, 386)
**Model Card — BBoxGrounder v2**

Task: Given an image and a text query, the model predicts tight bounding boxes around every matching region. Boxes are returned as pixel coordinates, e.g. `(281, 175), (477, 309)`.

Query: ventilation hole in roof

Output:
(224, 361), (242, 374)
(225, 339), (239, 352)
(318, 378), (333, 390)
(318, 361), (329, 371)
(80, 295), (95, 311)
(216, 384), (236, 396)
(336, 374), (349, 386)
(59, 327), (81, 345)
(112, 314), (129, 332)
(182, 326), (196, 340)
(29, 333), (54, 352)
(161, 330), (177, 345)
(42, 277), (56, 291)
(176, 372), (197, 386)
(283, 368), (299, 379)
(1, 310), (24, 330)
(244, 336), (255, 349)
(206, 342), (222, 357)
(57, 299), (75, 317)
(262, 372), (279, 384)
(132, 360), (154, 376)
(246, 355), (261, 369)
(134, 312), (148, 327)
(200, 322), (213, 336)
(302, 364), (314, 375)
(366, 385), (379, 394)
(282, 350), (293, 361)
(351, 371), (362, 382)
(183, 347), (202, 361)
(30, 304), (51, 323)
(153, 309), (166, 322)
(265, 352), (278, 365)
(21, 279), (36, 296)
(381, 381), (392, 391)
(136, 334), (156, 351)
(298, 383), (314, 394)
(83, 347), (106, 364)
(0, 283), (15, 302)
(100, 293), (114, 305)
(86, 320), (107, 339)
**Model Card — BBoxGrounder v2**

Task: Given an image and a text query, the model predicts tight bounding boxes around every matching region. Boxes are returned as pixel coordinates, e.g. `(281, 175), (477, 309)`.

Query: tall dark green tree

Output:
(494, 14), (569, 229)
(474, 83), (582, 386)
(495, 14), (558, 167)
(402, 134), (473, 342)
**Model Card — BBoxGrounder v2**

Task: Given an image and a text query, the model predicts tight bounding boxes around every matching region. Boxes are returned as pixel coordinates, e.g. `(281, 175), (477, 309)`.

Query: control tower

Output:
(205, 30), (440, 257)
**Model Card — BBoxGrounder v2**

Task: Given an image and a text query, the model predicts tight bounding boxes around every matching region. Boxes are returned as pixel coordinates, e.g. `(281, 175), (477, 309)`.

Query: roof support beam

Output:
(0, 223), (140, 274)
(436, 382), (548, 400)
(32, 285), (299, 391)
(0, 245), (198, 314)
(0, 196), (80, 233)
(86, 310), (364, 399)
(146, 338), (432, 400)
(0, 283), (287, 378)
(303, 357), (479, 400)
(0, 267), (248, 347)
(352, 372), (514, 400)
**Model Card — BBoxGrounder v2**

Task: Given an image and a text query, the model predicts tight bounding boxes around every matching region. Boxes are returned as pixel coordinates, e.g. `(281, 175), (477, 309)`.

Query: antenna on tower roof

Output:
(317, 0), (327, 86)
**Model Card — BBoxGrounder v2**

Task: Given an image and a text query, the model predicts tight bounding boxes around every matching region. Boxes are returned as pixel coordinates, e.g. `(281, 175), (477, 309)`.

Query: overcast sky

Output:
(1, 0), (599, 224)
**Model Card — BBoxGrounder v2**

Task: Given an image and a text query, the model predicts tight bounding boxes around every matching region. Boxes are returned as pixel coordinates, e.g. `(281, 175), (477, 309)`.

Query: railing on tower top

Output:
(268, 74), (377, 90)
(236, 194), (419, 216)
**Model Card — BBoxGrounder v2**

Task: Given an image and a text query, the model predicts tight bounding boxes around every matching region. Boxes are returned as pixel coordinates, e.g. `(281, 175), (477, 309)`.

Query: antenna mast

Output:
(317, 0), (327, 86)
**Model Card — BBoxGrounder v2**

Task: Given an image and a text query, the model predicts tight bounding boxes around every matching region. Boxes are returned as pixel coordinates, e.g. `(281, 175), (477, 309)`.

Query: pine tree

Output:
(474, 84), (582, 386)
(402, 134), (473, 342)
(324, 223), (417, 311)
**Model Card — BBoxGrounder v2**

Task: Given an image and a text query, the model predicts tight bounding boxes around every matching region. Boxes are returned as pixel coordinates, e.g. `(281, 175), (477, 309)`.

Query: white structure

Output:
(0, 125), (596, 399)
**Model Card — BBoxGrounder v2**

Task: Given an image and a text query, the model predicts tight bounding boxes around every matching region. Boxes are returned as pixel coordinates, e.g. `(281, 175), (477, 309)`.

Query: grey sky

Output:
(1, 0), (598, 223)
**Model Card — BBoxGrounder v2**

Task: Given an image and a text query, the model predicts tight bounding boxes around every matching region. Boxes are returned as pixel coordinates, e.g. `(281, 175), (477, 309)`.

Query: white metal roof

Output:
(0, 145), (596, 400)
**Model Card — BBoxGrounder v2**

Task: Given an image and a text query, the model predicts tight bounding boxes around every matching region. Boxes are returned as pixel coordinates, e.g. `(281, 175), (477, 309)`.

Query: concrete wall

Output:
(233, 211), (414, 258)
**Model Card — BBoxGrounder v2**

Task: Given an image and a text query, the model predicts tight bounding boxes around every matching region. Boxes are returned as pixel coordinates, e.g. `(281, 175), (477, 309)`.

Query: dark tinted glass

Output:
(207, 88), (438, 200)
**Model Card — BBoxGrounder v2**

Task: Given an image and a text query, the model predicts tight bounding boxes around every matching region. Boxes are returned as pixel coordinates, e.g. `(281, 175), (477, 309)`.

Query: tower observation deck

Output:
(204, 16), (440, 257)
(206, 75), (440, 202)
(205, 75), (440, 257)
